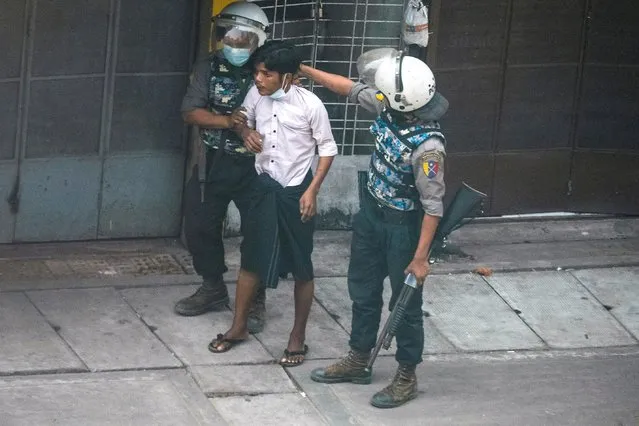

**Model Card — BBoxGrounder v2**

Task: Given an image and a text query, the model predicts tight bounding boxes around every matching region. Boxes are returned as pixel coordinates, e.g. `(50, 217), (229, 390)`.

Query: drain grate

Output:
(1, 254), (190, 281)
(0, 260), (53, 280)
(112, 254), (185, 276)
(173, 252), (196, 275)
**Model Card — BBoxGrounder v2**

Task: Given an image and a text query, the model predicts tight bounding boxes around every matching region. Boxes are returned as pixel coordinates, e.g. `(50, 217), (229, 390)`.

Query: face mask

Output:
(223, 46), (251, 67)
(269, 73), (290, 100)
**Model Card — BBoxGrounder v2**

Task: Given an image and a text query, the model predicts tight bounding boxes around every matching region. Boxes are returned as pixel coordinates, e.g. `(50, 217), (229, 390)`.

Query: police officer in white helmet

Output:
(299, 50), (449, 408)
(177, 1), (270, 333)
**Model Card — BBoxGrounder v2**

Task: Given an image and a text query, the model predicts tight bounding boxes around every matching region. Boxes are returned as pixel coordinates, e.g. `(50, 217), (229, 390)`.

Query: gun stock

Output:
(436, 182), (487, 240)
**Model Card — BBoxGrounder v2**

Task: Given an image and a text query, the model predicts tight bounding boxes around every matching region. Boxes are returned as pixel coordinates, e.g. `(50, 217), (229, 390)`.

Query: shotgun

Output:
(365, 182), (487, 373)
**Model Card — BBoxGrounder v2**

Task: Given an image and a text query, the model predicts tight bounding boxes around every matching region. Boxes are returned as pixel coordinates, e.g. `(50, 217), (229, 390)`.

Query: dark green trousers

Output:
(347, 190), (424, 365)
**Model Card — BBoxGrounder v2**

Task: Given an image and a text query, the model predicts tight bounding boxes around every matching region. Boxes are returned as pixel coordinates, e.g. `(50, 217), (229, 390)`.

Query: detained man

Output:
(207, 41), (338, 367)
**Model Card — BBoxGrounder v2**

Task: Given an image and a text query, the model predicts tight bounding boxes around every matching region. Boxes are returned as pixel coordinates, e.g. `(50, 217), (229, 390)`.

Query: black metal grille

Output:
(252, 0), (406, 155)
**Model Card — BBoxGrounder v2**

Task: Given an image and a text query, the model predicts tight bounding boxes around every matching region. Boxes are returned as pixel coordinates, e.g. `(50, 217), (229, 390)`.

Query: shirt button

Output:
(272, 145), (275, 148)
(273, 130), (276, 133)
(270, 160), (274, 163)
(273, 114), (277, 117)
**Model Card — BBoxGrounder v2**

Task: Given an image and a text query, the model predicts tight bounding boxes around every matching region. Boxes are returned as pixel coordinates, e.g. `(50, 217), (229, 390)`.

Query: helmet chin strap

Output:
(394, 51), (416, 110)
(394, 51), (404, 105)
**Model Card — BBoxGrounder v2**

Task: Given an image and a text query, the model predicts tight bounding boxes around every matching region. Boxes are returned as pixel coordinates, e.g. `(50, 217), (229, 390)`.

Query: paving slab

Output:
(211, 393), (327, 426)
(486, 271), (637, 349)
(121, 285), (274, 366)
(27, 287), (181, 371)
(0, 370), (224, 425)
(314, 277), (456, 354)
(423, 273), (545, 351)
(191, 364), (297, 396)
(311, 231), (352, 277)
(235, 281), (350, 360)
(1, 274), (200, 292)
(289, 353), (639, 426)
(433, 238), (639, 274)
(0, 292), (85, 374)
(572, 267), (639, 341)
(449, 217), (639, 245)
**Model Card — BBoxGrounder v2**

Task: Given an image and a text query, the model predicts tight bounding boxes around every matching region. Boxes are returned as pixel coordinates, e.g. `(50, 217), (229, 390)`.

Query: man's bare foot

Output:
(280, 334), (308, 366)
(279, 344), (309, 367)
(208, 329), (249, 353)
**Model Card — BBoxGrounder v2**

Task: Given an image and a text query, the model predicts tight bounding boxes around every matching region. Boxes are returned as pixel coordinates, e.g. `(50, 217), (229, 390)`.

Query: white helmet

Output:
(374, 52), (436, 112)
(215, 2), (270, 47)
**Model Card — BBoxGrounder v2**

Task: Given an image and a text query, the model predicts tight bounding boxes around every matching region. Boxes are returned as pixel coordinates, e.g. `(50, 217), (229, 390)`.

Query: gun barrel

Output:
(366, 284), (415, 370)
(366, 310), (394, 372)
(383, 287), (414, 349)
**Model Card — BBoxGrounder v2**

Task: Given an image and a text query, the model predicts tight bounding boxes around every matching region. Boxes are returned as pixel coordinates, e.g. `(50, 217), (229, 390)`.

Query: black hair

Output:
(250, 40), (301, 74)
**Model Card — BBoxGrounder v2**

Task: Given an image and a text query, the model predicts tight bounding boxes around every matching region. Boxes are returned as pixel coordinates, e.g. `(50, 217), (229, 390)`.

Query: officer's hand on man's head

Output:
(241, 128), (263, 153)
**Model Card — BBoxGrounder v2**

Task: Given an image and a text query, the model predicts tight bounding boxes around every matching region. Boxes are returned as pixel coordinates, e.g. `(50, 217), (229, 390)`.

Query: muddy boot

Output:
(310, 350), (372, 384)
(174, 277), (229, 316)
(247, 286), (266, 334)
(370, 364), (418, 409)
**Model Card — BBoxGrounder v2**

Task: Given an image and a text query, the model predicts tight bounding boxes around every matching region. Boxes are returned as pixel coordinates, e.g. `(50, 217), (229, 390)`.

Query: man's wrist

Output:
(239, 126), (250, 138)
(306, 186), (320, 196)
(412, 254), (428, 263)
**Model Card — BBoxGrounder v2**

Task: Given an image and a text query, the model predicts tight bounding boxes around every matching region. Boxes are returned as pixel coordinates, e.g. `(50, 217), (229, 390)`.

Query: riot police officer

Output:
(299, 50), (449, 408)
(176, 2), (269, 333)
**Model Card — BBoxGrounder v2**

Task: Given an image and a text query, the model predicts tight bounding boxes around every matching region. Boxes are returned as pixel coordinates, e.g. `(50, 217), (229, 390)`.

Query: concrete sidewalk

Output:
(1, 218), (638, 425)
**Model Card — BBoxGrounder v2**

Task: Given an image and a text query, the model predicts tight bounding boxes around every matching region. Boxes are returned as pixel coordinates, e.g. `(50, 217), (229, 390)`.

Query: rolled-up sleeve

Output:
(411, 138), (446, 217)
(308, 97), (338, 157)
(348, 82), (384, 115)
(180, 59), (211, 114)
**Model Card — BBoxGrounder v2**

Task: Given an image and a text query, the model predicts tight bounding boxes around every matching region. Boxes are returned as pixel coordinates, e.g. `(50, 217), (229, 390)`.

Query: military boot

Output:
(310, 350), (372, 384)
(370, 364), (418, 408)
(247, 286), (266, 334)
(174, 277), (229, 316)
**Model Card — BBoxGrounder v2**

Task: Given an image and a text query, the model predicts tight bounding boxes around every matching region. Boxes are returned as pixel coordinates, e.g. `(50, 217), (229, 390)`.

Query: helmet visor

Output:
(356, 48), (399, 87)
(218, 26), (260, 53)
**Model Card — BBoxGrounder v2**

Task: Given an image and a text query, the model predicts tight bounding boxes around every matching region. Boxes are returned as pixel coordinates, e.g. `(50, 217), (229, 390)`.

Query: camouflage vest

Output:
(200, 55), (254, 156)
(367, 111), (446, 211)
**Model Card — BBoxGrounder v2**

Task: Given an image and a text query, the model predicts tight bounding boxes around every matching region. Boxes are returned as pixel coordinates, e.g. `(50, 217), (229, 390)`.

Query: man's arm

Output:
(404, 138), (446, 283)
(180, 59), (238, 129)
(183, 109), (235, 129)
(299, 64), (354, 96)
(300, 64), (383, 115)
(307, 156), (334, 196)
(300, 155), (334, 223)
(299, 96), (339, 222)
(238, 86), (263, 153)
(411, 215), (440, 267)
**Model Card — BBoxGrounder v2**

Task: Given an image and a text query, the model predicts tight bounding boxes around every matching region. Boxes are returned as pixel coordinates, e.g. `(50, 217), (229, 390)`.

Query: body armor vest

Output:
(367, 111), (445, 211)
(200, 55), (253, 155)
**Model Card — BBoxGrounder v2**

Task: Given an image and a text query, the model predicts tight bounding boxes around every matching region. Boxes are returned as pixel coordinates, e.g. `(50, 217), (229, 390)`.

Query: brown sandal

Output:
(279, 344), (309, 367)
(208, 333), (246, 353)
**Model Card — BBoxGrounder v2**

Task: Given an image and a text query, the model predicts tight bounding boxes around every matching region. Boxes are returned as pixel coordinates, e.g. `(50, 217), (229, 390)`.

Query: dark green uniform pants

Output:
(348, 189), (424, 365)
(184, 148), (256, 281)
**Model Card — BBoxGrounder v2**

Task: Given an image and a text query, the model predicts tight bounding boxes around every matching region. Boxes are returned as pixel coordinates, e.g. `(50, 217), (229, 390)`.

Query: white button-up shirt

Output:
(242, 85), (338, 187)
